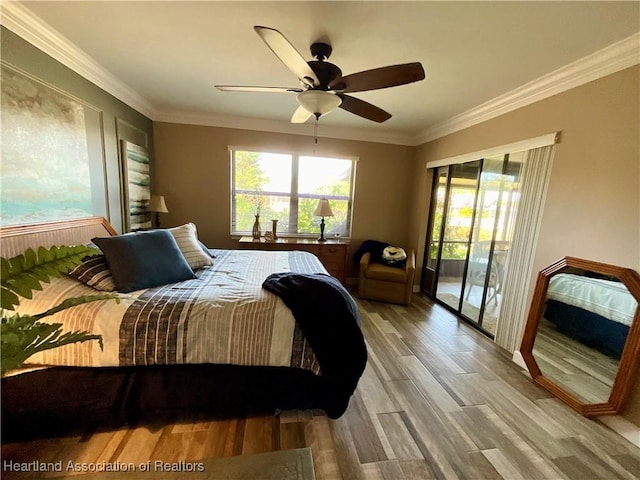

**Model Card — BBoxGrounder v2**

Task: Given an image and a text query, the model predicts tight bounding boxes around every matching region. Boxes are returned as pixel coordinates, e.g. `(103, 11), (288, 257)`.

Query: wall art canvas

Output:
(122, 141), (151, 231)
(0, 63), (105, 226)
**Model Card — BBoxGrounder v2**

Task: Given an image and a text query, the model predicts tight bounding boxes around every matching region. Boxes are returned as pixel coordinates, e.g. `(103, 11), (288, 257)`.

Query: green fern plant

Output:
(1, 245), (119, 375)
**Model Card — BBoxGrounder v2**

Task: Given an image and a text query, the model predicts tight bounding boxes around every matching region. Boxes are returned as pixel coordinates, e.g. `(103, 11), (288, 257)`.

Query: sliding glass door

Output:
(423, 154), (523, 337)
(422, 167), (448, 296)
(434, 161), (480, 312)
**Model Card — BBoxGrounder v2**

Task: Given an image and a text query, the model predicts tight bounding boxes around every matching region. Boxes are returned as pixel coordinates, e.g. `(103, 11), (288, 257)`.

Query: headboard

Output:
(0, 217), (116, 258)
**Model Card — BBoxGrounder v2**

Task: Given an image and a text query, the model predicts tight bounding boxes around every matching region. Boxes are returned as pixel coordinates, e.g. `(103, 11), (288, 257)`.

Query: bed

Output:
(1, 217), (367, 441)
(543, 272), (637, 359)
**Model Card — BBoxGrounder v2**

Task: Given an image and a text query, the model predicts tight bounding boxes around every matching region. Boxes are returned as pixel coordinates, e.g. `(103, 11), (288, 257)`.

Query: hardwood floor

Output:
(533, 319), (618, 405)
(3, 293), (640, 479)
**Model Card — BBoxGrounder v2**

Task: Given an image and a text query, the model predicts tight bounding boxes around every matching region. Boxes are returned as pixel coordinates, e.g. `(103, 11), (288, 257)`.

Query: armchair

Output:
(358, 249), (416, 306)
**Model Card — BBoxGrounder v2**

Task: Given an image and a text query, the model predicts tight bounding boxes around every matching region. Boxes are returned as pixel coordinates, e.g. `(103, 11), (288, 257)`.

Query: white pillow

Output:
(168, 223), (214, 269)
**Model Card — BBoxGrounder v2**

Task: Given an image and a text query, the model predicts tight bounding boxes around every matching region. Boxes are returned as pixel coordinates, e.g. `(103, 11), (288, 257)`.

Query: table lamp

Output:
(149, 195), (168, 228)
(313, 198), (334, 242)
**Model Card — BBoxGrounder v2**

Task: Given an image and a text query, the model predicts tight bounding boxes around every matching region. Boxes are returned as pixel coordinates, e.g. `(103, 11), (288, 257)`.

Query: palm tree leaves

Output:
(1, 244), (100, 311)
(1, 312), (106, 375)
(1, 244), (118, 375)
(32, 294), (120, 320)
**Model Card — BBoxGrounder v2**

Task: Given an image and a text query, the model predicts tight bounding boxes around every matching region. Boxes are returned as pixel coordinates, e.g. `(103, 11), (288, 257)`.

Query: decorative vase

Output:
(271, 219), (278, 240)
(252, 215), (261, 240)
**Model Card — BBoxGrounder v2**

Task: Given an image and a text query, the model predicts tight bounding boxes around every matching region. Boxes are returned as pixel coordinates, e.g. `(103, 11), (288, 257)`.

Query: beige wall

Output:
(154, 66), (639, 427)
(411, 66), (640, 426)
(152, 123), (415, 279)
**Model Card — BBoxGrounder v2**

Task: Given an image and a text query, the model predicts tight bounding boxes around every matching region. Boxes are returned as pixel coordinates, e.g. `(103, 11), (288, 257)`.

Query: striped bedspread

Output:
(547, 273), (637, 326)
(16, 249), (327, 374)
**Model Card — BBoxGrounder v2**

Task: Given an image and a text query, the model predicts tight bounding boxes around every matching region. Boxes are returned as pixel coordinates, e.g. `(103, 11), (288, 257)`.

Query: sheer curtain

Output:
(494, 145), (556, 352)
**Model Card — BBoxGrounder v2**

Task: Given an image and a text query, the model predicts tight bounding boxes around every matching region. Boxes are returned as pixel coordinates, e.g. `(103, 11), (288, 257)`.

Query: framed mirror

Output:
(520, 256), (640, 416)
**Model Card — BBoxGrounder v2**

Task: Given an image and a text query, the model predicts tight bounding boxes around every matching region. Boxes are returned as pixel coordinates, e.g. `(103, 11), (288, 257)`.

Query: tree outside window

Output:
(231, 150), (355, 237)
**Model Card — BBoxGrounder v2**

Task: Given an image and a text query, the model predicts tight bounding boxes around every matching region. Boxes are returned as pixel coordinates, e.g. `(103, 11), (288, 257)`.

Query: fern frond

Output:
(1, 245), (101, 311)
(32, 294), (121, 320)
(1, 313), (103, 375)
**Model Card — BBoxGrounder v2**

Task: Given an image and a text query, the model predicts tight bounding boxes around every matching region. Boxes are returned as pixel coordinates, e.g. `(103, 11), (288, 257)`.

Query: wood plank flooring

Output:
(533, 318), (618, 404)
(3, 293), (640, 479)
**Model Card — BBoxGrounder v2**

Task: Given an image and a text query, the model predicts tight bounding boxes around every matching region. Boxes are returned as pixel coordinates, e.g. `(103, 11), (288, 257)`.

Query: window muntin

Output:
(231, 149), (355, 237)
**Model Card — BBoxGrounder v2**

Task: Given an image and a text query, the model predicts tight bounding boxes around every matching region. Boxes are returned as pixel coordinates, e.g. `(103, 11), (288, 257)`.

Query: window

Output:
(231, 149), (356, 237)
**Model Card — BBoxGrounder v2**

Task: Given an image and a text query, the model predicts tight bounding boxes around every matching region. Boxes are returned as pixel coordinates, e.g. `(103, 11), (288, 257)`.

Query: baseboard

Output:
(511, 350), (529, 374)
(597, 415), (640, 448)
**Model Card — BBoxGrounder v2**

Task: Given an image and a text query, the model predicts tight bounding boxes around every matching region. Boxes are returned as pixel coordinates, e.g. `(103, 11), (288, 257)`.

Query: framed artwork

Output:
(121, 140), (151, 231)
(0, 62), (107, 226)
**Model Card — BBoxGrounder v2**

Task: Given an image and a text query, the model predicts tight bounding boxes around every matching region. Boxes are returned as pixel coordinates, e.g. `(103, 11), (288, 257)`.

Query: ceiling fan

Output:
(215, 26), (426, 124)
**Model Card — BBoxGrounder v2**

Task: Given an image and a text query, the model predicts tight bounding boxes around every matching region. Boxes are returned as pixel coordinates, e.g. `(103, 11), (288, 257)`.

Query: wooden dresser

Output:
(238, 236), (349, 284)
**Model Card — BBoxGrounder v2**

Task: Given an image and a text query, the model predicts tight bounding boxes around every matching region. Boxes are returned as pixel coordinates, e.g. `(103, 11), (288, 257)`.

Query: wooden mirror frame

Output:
(520, 256), (640, 417)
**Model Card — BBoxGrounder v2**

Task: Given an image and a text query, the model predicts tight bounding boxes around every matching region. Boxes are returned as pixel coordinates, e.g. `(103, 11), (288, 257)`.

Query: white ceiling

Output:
(5, 1), (639, 145)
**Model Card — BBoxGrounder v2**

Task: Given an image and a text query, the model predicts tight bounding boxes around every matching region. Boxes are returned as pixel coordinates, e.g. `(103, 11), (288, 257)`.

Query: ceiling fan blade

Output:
(215, 85), (303, 93)
(338, 94), (391, 123)
(254, 26), (320, 87)
(291, 105), (314, 124)
(331, 62), (425, 93)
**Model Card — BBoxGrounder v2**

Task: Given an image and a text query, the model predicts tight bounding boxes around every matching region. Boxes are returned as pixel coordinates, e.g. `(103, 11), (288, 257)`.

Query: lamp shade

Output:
(314, 198), (334, 217)
(149, 195), (168, 213)
(297, 91), (342, 116)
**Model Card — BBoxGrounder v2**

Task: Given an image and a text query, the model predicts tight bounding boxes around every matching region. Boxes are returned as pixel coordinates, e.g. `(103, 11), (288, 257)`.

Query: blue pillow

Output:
(92, 230), (195, 293)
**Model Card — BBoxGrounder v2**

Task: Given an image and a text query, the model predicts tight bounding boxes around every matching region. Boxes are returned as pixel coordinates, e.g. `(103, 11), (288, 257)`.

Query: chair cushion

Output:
(365, 262), (408, 283)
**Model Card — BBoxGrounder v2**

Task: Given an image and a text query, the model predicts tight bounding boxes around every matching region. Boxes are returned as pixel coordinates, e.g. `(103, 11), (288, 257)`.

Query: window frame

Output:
(229, 147), (357, 239)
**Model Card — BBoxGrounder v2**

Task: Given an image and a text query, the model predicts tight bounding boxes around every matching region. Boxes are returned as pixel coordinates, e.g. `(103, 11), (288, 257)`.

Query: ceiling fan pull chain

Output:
(314, 118), (319, 145)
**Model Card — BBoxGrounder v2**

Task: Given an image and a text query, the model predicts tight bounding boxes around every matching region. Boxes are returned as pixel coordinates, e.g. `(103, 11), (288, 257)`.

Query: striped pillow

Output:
(168, 223), (214, 270)
(68, 255), (116, 292)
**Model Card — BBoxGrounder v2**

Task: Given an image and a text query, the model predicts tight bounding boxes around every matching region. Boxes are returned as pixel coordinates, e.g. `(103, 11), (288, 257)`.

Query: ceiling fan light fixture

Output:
(297, 90), (342, 117)
(221, 26), (425, 124)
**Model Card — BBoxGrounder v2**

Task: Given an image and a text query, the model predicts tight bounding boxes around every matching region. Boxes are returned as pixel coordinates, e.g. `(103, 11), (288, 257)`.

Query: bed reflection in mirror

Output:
(532, 268), (636, 405)
(520, 256), (640, 417)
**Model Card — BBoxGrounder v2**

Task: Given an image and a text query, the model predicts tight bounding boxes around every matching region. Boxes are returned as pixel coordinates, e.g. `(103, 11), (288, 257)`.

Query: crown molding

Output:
(0, 1), (413, 145)
(3, 2), (638, 146)
(154, 110), (416, 146)
(0, 1), (158, 119)
(415, 33), (640, 145)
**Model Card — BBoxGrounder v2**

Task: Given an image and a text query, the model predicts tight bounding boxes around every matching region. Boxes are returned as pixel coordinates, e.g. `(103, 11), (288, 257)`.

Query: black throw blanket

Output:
(262, 273), (367, 418)
(353, 239), (391, 266)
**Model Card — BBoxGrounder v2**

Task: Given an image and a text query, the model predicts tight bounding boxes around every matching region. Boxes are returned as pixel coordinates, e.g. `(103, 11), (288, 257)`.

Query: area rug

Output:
(50, 448), (315, 480)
